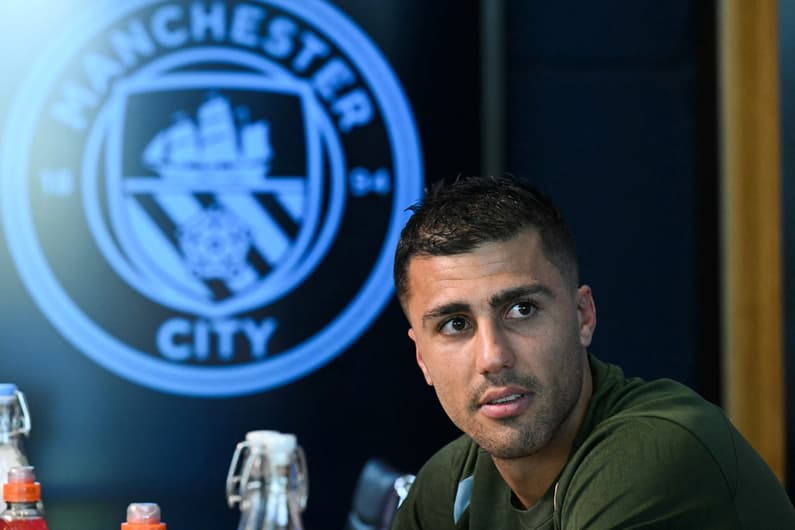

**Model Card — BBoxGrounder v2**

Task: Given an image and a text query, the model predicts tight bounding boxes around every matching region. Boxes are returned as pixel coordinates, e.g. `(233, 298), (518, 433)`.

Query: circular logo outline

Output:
(1, 0), (423, 396)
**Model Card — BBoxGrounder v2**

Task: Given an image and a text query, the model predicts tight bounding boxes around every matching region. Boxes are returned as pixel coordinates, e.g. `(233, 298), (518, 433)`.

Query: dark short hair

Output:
(393, 175), (579, 306)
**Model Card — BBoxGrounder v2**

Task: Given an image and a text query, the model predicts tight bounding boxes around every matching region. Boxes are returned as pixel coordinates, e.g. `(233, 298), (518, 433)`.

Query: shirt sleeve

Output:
(558, 417), (741, 529)
(391, 437), (474, 530)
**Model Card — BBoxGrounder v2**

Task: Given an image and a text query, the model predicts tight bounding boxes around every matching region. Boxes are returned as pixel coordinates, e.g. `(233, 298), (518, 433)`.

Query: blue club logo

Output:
(1, 0), (423, 396)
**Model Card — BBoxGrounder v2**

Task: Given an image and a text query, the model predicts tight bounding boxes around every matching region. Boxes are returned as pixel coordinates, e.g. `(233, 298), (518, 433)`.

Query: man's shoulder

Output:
(578, 360), (743, 489)
(619, 383), (740, 469)
(592, 357), (733, 453)
(577, 370), (736, 481)
(557, 365), (745, 527)
(582, 372), (795, 526)
(557, 410), (745, 528)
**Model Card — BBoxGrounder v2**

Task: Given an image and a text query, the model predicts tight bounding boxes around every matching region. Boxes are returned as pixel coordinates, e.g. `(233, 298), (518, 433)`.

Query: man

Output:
(390, 175), (795, 529)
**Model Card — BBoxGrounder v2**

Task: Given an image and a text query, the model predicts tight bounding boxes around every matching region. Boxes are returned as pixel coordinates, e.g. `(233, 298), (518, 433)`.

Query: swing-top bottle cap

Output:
(245, 430), (282, 445)
(0, 384), (17, 397)
(268, 433), (297, 466)
(3, 466), (41, 503)
(121, 502), (166, 530)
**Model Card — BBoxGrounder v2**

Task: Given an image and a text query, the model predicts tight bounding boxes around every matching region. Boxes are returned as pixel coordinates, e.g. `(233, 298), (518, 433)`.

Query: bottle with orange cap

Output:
(0, 466), (47, 530)
(0, 384), (32, 513)
(120, 503), (166, 530)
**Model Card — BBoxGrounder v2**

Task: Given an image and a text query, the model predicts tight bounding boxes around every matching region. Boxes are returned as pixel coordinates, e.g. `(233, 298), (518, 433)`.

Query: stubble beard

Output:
(468, 357), (584, 460)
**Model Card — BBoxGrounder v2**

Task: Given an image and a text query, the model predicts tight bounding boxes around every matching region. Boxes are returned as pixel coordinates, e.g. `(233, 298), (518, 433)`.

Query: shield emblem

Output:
(104, 73), (327, 317)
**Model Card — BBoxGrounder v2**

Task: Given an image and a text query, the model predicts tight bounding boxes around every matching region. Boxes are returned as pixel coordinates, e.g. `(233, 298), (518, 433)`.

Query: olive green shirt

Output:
(392, 356), (795, 529)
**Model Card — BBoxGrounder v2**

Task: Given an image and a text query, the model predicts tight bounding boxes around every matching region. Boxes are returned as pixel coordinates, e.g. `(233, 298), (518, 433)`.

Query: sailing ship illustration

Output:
(142, 93), (273, 184)
(138, 93), (272, 283)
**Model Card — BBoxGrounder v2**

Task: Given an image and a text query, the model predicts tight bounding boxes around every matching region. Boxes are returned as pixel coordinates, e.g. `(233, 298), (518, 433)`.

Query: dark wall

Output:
(503, 1), (719, 400)
(779, 0), (795, 497)
(0, 1), (720, 528)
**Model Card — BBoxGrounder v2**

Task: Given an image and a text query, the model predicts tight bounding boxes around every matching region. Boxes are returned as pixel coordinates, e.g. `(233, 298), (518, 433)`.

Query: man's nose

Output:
(474, 321), (516, 374)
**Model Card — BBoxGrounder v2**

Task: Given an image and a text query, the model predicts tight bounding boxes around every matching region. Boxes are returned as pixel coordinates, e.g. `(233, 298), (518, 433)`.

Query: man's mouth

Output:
(486, 393), (525, 405)
(478, 388), (532, 419)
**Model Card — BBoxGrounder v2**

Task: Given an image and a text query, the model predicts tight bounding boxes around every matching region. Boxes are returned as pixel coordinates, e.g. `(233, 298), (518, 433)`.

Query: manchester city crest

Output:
(1, 0), (423, 396)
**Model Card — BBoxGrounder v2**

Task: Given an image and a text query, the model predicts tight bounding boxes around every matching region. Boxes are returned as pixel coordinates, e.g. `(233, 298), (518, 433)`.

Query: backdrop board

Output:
(0, 1), (476, 528)
(0, 1), (726, 528)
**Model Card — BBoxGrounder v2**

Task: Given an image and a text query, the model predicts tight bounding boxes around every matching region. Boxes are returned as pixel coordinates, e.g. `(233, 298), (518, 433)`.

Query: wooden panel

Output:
(720, 0), (785, 482)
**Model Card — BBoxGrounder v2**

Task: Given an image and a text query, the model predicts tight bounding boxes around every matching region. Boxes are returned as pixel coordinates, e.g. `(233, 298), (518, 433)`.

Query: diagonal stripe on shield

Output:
(104, 73), (324, 317)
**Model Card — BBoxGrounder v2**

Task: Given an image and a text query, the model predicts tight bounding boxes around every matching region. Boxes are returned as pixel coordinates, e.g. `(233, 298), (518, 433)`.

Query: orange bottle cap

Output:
(121, 503), (166, 530)
(3, 466), (41, 503)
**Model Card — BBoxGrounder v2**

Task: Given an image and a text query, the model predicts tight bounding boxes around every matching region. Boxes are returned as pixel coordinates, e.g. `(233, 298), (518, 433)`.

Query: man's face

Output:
(404, 228), (596, 459)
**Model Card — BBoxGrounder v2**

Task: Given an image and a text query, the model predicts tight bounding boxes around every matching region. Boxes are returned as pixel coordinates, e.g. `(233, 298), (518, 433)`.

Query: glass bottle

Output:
(0, 466), (47, 530)
(120, 502), (166, 530)
(227, 431), (308, 530)
(0, 385), (31, 513)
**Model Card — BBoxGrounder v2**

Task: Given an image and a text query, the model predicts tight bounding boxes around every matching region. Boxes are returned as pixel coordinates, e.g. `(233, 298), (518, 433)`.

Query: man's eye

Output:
(439, 317), (470, 334)
(506, 301), (536, 319)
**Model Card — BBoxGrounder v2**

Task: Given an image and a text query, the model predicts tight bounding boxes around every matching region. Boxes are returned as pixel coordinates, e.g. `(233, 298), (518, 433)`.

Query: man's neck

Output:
(491, 356), (594, 509)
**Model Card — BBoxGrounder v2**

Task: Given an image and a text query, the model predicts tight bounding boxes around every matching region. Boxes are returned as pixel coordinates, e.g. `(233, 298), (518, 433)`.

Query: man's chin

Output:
(474, 434), (542, 460)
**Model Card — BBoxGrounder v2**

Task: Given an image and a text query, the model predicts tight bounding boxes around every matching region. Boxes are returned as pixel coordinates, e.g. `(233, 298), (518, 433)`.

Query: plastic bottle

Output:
(120, 503), (166, 530)
(227, 431), (308, 530)
(0, 385), (31, 513)
(0, 466), (47, 530)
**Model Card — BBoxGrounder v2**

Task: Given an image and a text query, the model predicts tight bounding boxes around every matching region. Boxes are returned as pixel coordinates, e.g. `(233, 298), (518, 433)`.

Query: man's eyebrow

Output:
(489, 284), (554, 309)
(422, 302), (470, 326)
(420, 285), (554, 326)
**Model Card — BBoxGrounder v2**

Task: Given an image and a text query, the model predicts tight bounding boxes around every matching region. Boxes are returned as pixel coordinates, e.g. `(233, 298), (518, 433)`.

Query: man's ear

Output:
(576, 285), (597, 347)
(409, 328), (433, 386)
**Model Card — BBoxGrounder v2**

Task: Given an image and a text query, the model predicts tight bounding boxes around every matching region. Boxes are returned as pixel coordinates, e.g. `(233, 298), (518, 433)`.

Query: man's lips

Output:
(479, 387), (531, 406)
(478, 387), (533, 419)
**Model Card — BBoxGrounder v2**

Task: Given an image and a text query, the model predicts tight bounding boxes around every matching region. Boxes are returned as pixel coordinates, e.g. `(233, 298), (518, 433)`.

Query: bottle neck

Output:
(0, 401), (25, 440)
(267, 466), (289, 493)
(2, 501), (44, 520)
(0, 432), (22, 447)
